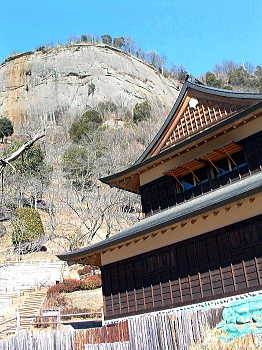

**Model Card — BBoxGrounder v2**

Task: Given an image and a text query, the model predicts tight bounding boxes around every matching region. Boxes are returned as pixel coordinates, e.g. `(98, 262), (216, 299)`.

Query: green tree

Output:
(12, 207), (44, 252)
(255, 66), (262, 92)
(101, 34), (112, 45)
(81, 34), (88, 42)
(228, 67), (247, 87)
(228, 67), (258, 89)
(3, 141), (45, 175)
(69, 110), (103, 142)
(0, 117), (14, 143)
(205, 72), (223, 88)
(133, 102), (151, 123)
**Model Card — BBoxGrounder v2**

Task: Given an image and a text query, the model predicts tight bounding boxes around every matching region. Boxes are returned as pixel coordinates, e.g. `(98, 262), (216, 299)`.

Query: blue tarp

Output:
(217, 296), (262, 342)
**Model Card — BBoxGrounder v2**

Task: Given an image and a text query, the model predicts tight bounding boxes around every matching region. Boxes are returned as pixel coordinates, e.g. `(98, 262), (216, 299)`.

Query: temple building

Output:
(58, 78), (262, 322)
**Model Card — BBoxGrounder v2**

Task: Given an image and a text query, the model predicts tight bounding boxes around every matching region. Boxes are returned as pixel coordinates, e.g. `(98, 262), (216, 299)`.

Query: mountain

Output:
(0, 43), (179, 132)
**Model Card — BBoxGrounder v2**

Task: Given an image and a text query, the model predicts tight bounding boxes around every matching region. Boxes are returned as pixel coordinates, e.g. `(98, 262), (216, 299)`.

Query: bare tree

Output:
(47, 184), (140, 252)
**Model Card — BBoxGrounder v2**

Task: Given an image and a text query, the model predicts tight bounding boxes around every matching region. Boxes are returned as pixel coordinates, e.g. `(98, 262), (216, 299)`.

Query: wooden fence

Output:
(75, 321), (129, 350)
(85, 342), (130, 350)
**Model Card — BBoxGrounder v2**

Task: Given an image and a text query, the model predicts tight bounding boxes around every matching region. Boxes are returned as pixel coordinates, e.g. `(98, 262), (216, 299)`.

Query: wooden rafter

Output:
(166, 142), (242, 179)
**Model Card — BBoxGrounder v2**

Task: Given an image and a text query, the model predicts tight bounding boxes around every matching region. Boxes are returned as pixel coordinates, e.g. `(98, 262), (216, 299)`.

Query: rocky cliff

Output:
(0, 44), (179, 132)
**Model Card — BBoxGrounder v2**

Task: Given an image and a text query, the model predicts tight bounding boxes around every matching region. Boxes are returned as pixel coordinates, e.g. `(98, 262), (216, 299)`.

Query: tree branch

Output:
(0, 133), (45, 173)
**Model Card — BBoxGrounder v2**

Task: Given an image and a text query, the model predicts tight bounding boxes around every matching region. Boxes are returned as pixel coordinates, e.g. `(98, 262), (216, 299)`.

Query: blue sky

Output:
(0, 0), (261, 76)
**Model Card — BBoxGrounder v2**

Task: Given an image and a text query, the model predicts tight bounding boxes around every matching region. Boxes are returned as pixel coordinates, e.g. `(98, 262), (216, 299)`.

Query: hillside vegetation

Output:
(0, 36), (261, 260)
(202, 61), (262, 92)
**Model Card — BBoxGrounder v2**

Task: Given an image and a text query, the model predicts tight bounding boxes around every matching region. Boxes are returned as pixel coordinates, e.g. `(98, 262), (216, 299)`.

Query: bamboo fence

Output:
(0, 330), (74, 350)
(0, 307), (223, 350)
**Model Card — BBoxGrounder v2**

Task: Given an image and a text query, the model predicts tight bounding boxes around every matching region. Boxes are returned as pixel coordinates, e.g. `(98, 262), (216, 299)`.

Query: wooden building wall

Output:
(101, 215), (262, 320)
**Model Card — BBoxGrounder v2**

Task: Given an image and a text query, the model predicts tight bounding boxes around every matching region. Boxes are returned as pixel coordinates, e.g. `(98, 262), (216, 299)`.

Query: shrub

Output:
(12, 207), (44, 249)
(69, 110), (102, 142)
(81, 275), (102, 290)
(113, 37), (125, 49)
(47, 275), (102, 295)
(77, 265), (97, 276)
(81, 35), (88, 42)
(0, 117), (14, 142)
(133, 101), (151, 123)
(47, 279), (83, 295)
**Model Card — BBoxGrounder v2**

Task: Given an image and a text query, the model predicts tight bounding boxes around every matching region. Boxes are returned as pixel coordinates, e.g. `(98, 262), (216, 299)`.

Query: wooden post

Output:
(101, 306), (104, 325)
(57, 308), (61, 329)
(16, 312), (20, 333)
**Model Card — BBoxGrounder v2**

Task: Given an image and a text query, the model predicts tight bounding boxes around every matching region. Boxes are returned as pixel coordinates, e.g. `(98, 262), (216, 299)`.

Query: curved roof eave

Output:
(58, 171), (262, 262)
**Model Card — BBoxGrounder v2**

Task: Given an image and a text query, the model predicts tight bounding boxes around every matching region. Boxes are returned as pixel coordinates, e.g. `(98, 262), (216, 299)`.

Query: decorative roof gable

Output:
(99, 80), (262, 194)
(154, 94), (248, 156)
(135, 80), (262, 164)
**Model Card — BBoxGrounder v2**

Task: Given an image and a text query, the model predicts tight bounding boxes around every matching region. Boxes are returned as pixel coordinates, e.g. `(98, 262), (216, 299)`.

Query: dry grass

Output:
(190, 327), (262, 350)
(64, 289), (102, 311)
(44, 289), (103, 314)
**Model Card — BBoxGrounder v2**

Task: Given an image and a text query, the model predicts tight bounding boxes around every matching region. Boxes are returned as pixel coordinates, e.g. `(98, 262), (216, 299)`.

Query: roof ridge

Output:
(187, 80), (262, 96)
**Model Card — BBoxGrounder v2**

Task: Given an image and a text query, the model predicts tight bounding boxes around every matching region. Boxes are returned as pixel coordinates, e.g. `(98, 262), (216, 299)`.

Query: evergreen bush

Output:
(69, 110), (102, 142)
(97, 101), (117, 117)
(133, 101), (151, 123)
(205, 72), (223, 88)
(12, 207), (44, 249)
(0, 117), (14, 142)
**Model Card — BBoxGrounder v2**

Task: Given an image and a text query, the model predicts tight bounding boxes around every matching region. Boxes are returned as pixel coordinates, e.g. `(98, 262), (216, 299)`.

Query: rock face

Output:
(0, 44), (179, 131)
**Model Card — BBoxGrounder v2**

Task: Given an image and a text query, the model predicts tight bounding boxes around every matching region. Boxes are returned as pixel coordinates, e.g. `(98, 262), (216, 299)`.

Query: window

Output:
(231, 151), (247, 169)
(194, 167), (210, 184)
(213, 158), (230, 175)
(181, 173), (194, 190)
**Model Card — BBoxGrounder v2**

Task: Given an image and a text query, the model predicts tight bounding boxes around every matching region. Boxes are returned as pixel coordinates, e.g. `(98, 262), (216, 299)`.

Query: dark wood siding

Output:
(140, 131), (262, 216)
(101, 215), (262, 320)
